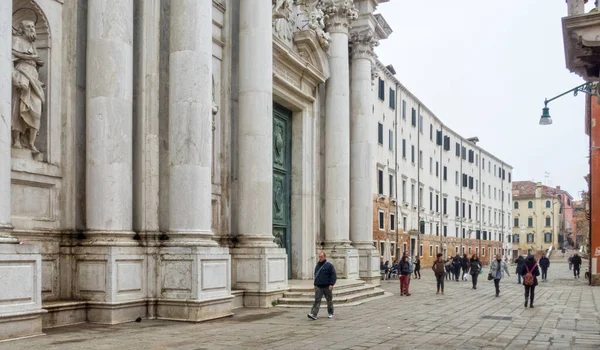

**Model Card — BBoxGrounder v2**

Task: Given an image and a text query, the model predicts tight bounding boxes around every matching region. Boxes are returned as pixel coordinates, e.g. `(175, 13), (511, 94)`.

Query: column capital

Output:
(323, 0), (358, 34)
(349, 29), (378, 60)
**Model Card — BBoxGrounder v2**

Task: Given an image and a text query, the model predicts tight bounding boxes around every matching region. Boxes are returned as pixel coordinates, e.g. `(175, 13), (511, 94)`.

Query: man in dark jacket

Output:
(539, 253), (550, 282)
(452, 255), (462, 281)
(572, 253), (583, 279)
(308, 252), (337, 320)
(515, 256), (526, 284)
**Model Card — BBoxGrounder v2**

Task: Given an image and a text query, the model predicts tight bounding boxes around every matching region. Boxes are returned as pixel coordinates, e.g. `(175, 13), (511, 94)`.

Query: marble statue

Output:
(11, 20), (45, 153)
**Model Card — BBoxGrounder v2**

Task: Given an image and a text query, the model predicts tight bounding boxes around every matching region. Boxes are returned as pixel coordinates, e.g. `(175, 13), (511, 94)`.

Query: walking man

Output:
(308, 252), (336, 320)
(432, 253), (446, 295)
(490, 254), (510, 297)
(539, 253), (550, 282)
(572, 253), (582, 279)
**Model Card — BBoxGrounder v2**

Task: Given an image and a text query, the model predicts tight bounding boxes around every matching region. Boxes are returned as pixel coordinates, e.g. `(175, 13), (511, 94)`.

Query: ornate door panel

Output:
(273, 104), (292, 278)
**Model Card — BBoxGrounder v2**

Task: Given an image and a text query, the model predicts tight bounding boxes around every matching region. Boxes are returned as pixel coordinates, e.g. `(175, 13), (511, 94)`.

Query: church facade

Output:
(0, 0), (392, 340)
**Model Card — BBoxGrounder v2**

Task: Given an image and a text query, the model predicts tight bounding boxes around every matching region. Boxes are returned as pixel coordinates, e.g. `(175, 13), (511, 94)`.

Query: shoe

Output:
(436, 290), (439, 295)
(328, 314), (334, 319)
(530, 305), (534, 308)
(472, 287), (475, 290)
(307, 314), (317, 320)
(441, 291), (445, 295)
(405, 293), (411, 296)
(524, 300), (528, 307)
(496, 293), (499, 297)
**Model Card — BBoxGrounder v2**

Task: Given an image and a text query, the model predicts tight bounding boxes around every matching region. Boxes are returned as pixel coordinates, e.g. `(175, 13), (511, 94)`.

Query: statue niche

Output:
(11, 4), (49, 160)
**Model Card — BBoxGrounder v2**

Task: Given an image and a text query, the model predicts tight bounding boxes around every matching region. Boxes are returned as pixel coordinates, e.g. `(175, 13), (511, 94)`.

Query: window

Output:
(378, 78), (385, 100)
(378, 169), (383, 195)
(455, 200), (459, 217)
(429, 191), (433, 210)
(545, 200), (551, 208)
(419, 151), (423, 168)
(429, 124), (433, 141)
(378, 211), (385, 230)
(513, 234), (520, 243)
(390, 213), (395, 231)
(528, 217), (533, 227)
(402, 139), (406, 158)
(462, 174), (468, 187)
(436, 162), (439, 177)
(527, 233), (534, 243)
(455, 227), (459, 238)
(468, 149), (474, 163)
(514, 218), (519, 227)
(443, 166), (447, 181)
(455, 246), (459, 255)
(411, 184), (415, 206)
(462, 202), (466, 218)
(419, 115), (423, 133)
(482, 158), (485, 169)
(419, 187), (423, 208)
(567, 199), (571, 206)
(411, 145), (415, 163)
(455, 171), (459, 185)
(475, 154), (479, 166)
(461, 146), (466, 160)
(388, 130), (393, 150)
(391, 243), (396, 258)
(402, 100), (406, 119)
(502, 169), (506, 180)
(429, 157), (433, 174)
(468, 204), (472, 219)
(411, 108), (416, 127)
(389, 174), (394, 197)
(508, 235), (512, 243)
(476, 247), (479, 256)
(545, 216), (551, 227)
(443, 225), (447, 237)
(377, 123), (383, 145)
(455, 142), (460, 157)
(436, 245), (440, 255)
(419, 244), (423, 257)
(436, 194), (439, 212)
(476, 180), (479, 192)
(476, 205), (479, 220)
(508, 172), (512, 183)
(544, 232), (552, 243)
(429, 245), (433, 257)
(389, 88), (395, 109)
(379, 241), (384, 255)
(482, 183), (485, 195)
(468, 176), (473, 190)
(403, 217), (407, 231)
(402, 180), (407, 202)
(436, 130), (442, 146)
(528, 201), (533, 209)
(443, 198), (447, 214)
(443, 135), (450, 151)
(514, 202), (519, 209)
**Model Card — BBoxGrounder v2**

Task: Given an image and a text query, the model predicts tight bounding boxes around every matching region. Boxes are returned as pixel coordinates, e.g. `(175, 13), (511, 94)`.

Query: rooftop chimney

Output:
(466, 137), (479, 144)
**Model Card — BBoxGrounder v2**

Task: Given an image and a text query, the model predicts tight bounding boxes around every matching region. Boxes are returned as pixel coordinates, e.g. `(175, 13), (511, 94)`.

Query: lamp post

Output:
(540, 82), (600, 125)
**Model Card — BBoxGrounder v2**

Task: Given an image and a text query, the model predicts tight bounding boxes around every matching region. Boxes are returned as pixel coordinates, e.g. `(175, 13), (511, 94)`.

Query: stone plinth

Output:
(0, 244), (44, 341)
(322, 245), (360, 280)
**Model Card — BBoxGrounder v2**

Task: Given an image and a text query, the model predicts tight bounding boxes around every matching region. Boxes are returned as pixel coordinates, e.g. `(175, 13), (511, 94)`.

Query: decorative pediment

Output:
(563, 12), (600, 81)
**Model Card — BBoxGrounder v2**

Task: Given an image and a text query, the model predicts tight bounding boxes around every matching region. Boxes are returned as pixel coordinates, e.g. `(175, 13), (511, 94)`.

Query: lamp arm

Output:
(544, 82), (599, 106)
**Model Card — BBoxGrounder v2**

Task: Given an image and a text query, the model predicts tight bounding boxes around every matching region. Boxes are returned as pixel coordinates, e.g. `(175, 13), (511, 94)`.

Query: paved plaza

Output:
(1, 261), (598, 350)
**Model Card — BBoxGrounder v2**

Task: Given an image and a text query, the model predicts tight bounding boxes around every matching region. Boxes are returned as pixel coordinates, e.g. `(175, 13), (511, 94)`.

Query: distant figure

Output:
(432, 253), (446, 295)
(572, 253), (582, 279)
(413, 256), (421, 279)
(539, 253), (550, 282)
(568, 254), (573, 271)
(398, 255), (412, 296)
(520, 255), (540, 308)
(461, 253), (470, 279)
(307, 252), (336, 320)
(490, 254), (510, 297)
(452, 254), (462, 281)
(515, 255), (526, 284)
(469, 254), (482, 290)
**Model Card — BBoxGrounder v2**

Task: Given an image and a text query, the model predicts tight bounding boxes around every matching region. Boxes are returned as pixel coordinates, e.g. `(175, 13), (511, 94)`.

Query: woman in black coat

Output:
(519, 255), (540, 308)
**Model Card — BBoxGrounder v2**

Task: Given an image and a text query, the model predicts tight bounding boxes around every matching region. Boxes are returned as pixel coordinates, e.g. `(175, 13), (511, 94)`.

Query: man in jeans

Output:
(308, 252), (337, 320)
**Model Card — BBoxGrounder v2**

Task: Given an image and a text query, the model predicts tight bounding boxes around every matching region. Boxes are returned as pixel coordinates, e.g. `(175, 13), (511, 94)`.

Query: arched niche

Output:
(12, 0), (51, 160)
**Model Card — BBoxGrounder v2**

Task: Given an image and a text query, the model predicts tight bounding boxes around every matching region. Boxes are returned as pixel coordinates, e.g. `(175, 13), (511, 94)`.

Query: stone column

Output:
(322, 0), (359, 279)
(86, 0), (133, 235)
(350, 29), (379, 283)
(154, 0), (233, 321)
(231, 0), (288, 305)
(0, 0), (16, 244)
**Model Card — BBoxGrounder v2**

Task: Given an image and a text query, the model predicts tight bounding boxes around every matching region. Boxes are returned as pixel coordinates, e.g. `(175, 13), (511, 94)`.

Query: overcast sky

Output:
(375, 0), (591, 199)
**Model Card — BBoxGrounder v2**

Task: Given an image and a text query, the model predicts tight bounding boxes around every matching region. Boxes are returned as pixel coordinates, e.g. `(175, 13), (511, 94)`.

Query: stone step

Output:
(283, 284), (379, 298)
(276, 288), (386, 307)
(285, 280), (366, 293)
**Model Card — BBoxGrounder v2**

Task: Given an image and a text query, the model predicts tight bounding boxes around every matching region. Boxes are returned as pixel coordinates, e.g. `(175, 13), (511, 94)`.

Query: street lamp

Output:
(540, 82), (600, 125)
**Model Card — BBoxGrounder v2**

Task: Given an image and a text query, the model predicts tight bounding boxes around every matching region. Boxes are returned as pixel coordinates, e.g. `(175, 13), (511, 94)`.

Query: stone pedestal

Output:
(0, 244), (45, 340)
(322, 245), (360, 280)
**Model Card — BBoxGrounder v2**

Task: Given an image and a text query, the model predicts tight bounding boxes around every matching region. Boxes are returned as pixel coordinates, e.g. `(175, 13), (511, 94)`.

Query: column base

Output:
(322, 244), (360, 280)
(231, 246), (288, 307)
(0, 224), (18, 244)
(156, 296), (234, 322)
(0, 244), (44, 341)
(356, 247), (381, 285)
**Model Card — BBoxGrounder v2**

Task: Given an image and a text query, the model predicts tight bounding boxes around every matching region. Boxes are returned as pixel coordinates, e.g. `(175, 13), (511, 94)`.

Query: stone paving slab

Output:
(0, 261), (598, 350)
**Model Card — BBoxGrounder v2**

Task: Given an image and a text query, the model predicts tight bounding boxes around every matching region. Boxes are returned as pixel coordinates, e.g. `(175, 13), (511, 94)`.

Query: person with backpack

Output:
(398, 255), (412, 296)
(432, 253), (446, 295)
(572, 253), (583, 278)
(490, 254), (510, 297)
(539, 253), (550, 282)
(519, 255), (540, 308)
(452, 254), (462, 281)
(469, 254), (482, 290)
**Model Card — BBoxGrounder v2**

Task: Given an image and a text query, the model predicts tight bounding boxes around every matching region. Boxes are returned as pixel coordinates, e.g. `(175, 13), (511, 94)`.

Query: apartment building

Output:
(511, 181), (574, 256)
(372, 61), (512, 267)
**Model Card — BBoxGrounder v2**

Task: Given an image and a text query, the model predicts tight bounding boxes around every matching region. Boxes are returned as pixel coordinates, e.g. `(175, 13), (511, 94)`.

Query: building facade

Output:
(511, 181), (573, 257)
(0, 0), (395, 340)
(372, 62), (512, 268)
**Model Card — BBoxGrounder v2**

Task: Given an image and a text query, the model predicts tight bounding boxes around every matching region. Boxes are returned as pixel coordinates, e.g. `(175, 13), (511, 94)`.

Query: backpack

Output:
(433, 261), (445, 274)
(523, 264), (536, 286)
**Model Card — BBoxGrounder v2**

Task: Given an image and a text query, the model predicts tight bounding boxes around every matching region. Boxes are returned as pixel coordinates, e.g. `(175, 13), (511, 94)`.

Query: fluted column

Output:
(86, 0), (133, 234)
(350, 30), (379, 282)
(0, 1), (16, 243)
(323, 1), (357, 247)
(236, 0), (275, 247)
(167, 0), (215, 244)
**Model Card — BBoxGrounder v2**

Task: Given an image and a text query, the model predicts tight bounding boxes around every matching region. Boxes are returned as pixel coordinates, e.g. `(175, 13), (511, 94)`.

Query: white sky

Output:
(375, 0), (592, 199)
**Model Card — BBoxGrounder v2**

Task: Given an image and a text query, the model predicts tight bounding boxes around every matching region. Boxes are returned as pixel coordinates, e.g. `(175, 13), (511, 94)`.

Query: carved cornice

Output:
(322, 0), (358, 34)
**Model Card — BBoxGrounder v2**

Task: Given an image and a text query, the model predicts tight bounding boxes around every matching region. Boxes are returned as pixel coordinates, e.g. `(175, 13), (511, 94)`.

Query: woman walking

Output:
(469, 254), (482, 290)
(520, 255), (540, 308)
(398, 255), (411, 296)
(489, 254), (510, 297)
(414, 256), (421, 279)
(432, 253), (446, 295)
